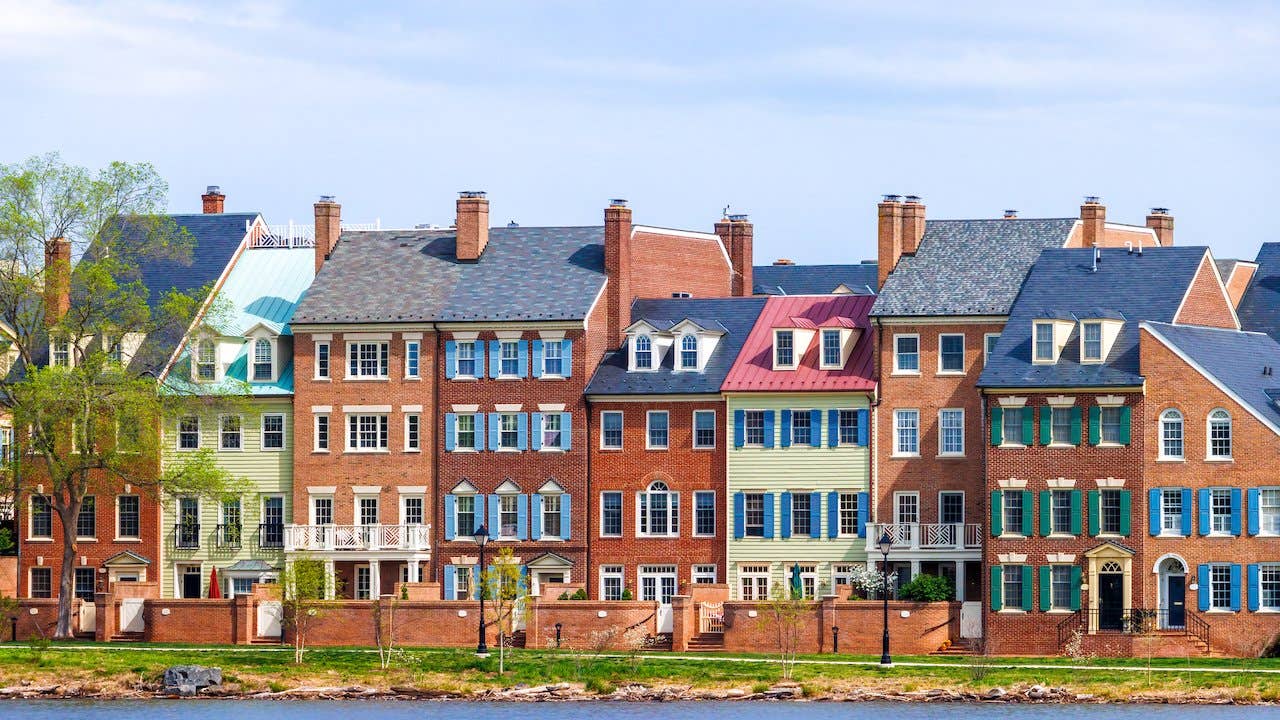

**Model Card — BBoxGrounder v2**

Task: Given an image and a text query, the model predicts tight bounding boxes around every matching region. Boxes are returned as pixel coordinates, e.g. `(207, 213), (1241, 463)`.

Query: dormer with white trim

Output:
(818, 317), (862, 370)
(668, 319), (724, 374)
(245, 322), (290, 384)
(1031, 313), (1076, 364)
(626, 319), (670, 372)
(771, 318), (816, 371)
(1077, 313), (1124, 364)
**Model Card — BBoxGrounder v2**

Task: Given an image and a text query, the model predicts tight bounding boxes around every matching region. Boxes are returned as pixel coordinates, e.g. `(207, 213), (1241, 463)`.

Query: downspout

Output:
(585, 394), (593, 599)
(431, 322), (441, 585)
(870, 318), (883, 526)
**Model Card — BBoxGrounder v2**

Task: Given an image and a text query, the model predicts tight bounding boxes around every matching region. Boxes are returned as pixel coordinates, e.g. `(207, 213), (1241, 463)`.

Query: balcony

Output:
(284, 524), (431, 552)
(216, 523), (242, 549)
(258, 522), (284, 549)
(865, 522), (982, 552)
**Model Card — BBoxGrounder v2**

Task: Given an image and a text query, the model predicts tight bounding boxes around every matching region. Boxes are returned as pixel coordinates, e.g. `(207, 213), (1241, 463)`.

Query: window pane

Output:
(940, 409), (963, 455)
(940, 334), (964, 372)
(602, 412), (623, 449)
(647, 412), (668, 448)
(896, 336), (918, 371)
(895, 410), (919, 454)
(694, 411), (715, 448)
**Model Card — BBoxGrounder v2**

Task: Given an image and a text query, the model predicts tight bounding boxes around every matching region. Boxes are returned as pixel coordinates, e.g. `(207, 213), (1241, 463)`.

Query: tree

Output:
(481, 546), (528, 674)
(0, 153), (243, 638)
(756, 581), (810, 680)
(276, 558), (334, 664)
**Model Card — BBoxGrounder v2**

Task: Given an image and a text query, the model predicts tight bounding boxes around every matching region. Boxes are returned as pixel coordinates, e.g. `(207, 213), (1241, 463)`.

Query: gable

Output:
(1173, 254), (1239, 330)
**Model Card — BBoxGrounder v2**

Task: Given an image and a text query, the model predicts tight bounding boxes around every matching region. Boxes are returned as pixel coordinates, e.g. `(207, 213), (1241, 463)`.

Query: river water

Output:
(6, 701), (1278, 719)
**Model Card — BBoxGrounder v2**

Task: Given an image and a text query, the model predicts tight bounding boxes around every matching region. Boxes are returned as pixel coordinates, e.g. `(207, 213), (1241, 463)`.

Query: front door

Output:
(639, 566), (677, 632)
(1166, 575), (1186, 629)
(1098, 573), (1123, 630)
(533, 571), (564, 599)
(181, 566), (202, 599)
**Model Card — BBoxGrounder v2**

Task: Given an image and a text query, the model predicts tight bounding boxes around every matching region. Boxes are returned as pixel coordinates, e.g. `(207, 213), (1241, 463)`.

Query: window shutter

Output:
(1230, 563), (1242, 612)
(1088, 406), (1101, 445)
(1070, 406), (1082, 445)
(531, 339), (543, 378)
(488, 340), (501, 378)
(1119, 405), (1131, 445)
(1248, 488), (1261, 536)
(1248, 563), (1261, 612)
(827, 409), (839, 447)
(857, 492), (869, 538)
(990, 491), (1003, 537)
(990, 407), (1003, 446)
(1197, 488), (1211, 536)
(531, 495), (543, 540)
(990, 565), (1003, 611)
(473, 414), (485, 451)
(559, 494), (571, 540)
(827, 491), (839, 539)
(516, 494), (529, 540)
(1021, 410), (1033, 446)
(780, 410), (792, 448)
(1148, 488), (1162, 536)
(1181, 488), (1193, 537)
(561, 413), (572, 450)
(444, 414), (457, 452)
(1230, 488), (1242, 536)
(444, 495), (456, 540)
(443, 565), (456, 600)
(517, 413), (528, 451)
(517, 340), (529, 378)
(1119, 490), (1131, 536)
(1069, 566), (1082, 611)
(1021, 565), (1033, 611)
(733, 492), (745, 539)
(473, 566), (483, 600)
(475, 495), (486, 534)
(1021, 491), (1033, 536)
(1039, 565), (1052, 612)
(1070, 489), (1082, 536)
(857, 409), (870, 446)
(1038, 406), (1051, 446)
(806, 409), (820, 447)
(488, 413), (500, 451)
(762, 411), (775, 449)
(1039, 490), (1051, 536)
(780, 492), (792, 538)
(488, 495), (500, 540)
(445, 341), (457, 379)
(733, 410), (745, 448)
(1087, 490), (1099, 537)
(809, 491), (822, 539)
(530, 413), (543, 451)
(562, 340), (572, 378)
(762, 493), (775, 539)
(1198, 565), (1210, 611)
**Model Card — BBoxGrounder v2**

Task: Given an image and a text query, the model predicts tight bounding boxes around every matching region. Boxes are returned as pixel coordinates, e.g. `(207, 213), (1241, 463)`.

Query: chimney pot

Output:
(714, 212), (754, 297)
(900, 196), (926, 256)
(773, 258), (795, 266)
(1084, 195), (1101, 205)
(904, 194), (921, 204)
(609, 198), (628, 208)
(201, 186), (226, 214)
(1003, 209), (1018, 219)
(1146, 207), (1174, 246)
(319, 194), (336, 203)
(1080, 197), (1107, 247)
(459, 190), (487, 199)
(882, 194), (902, 203)
(728, 213), (749, 223)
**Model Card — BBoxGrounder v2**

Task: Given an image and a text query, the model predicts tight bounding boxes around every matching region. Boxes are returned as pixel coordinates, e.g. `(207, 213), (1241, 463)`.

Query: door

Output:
(1166, 575), (1186, 629)
(78, 602), (97, 633)
(533, 571), (564, 599)
(120, 598), (145, 633)
(1098, 573), (1123, 630)
(257, 600), (283, 637)
(181, 566), (202, 598)
(639, 566), (677, 633)
(960, 602), (983, 639)
(262, 496), (284, 548)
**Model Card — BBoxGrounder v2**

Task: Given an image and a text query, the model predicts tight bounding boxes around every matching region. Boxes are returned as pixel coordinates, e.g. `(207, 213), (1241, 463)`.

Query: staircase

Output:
(507, 630), (527, 649)
(930, 638), (978, 656)
(109, 631), (144, 643)
(686, 633), (725, 652)
(648, 633), (673, 651)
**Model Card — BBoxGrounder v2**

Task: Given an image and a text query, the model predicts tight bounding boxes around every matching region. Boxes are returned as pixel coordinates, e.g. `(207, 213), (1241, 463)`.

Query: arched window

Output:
(253, 338), (273, 381)
(634, 335), (653, 370)
(1159, 409), (1183, 459)
(680, 335), (698, 370)
(638, 480), (678, 537)
(1208, 409), (1231, 459)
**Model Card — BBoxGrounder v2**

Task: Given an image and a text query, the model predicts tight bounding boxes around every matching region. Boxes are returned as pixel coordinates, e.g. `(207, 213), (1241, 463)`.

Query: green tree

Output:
(0, 153), (244, 638)
(756, 581), (810, 680)
(276, 558), (335, 664)
(897, 573), (955, 602)
(481, 546), (528, 674)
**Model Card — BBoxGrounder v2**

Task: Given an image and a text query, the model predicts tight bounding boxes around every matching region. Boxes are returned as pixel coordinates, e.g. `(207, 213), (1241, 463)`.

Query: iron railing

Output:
(216, 523), (242, 549)
(1057, 608), (1211, 650)
(174, 523), (201, 549)
(258, 522), (284, 549)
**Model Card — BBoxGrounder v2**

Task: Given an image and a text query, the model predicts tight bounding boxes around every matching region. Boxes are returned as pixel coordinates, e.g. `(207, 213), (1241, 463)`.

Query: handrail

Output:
(1055, 609), (1083, 648)
(1185, 609), (1211, 649)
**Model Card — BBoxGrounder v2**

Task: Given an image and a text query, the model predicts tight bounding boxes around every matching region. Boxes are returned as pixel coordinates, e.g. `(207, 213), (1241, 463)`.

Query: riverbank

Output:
(1, 644), (1278, 704)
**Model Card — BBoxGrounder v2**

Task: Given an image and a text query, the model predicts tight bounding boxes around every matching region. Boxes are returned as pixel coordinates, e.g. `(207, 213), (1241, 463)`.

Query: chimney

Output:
(201, 185), (225, 214)
(604, 199), (633, 343)
(43, 237), (71, 326)
(876, 194), (904, 289)
(455, 191), (490, 262)
(714, 213), (754, 297)
(1003, 209), (1018, 219)
(1147, 207), (1174, 246)
(773, 258), (795, 266)
(314, 195), (341, 274)
(901, 195), (926, 255)
(1080, 196), (1105, 248)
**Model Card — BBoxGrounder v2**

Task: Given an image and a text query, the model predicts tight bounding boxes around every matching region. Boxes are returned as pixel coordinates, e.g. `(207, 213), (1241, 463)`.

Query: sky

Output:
(1, 0), (1277, 264)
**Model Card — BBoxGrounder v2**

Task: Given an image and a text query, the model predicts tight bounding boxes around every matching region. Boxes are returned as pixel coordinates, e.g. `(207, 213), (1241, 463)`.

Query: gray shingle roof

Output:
(585, 297), (766, 395)
(753, 263), (877, 296)
(1238, 242), (1280, 341)
(870, 218), (1078, 317)
(292, 226), (606, 324)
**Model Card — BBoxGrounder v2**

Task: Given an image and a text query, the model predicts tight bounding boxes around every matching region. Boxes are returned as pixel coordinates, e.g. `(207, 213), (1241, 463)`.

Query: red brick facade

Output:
(1173, 255), (1239, 329)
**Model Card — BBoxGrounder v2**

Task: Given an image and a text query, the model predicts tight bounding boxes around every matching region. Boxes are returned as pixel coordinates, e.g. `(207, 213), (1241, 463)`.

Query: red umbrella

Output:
(208, 567), (222, 598)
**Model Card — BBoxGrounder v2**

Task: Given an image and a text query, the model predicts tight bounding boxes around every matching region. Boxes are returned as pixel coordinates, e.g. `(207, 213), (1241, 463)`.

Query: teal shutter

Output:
(990, 565), (1003, 611)
(517, 413), (528, 451)
(733, 410), (745, 448)
(473, 413), (485, 451)
(762, 493), (775, 539)
(1038, 406), (1051, 446)
(488, 412), (500, 450)
(827, 409), (839, 447)
(1088, 406), (1100, 445)
(1087, 490), (1099, 536)
(517, 340), (529, 378)
(990, 406), (1003, 446)
(1249, 488), (1261, 535)
(444, 495), (456, 540)
(1021, 566), (1033, 611)
(1021, 409), (1033, 446)
(780, 410), (792, 448)
(1118, 490), (1131, 536)
(990, 490), (1003, 537)
(488, 340), (501, 378)
(1069, 566), (1082, 611)
(531, 339), (543, 378)
(1230, 488), (1242, 536)
(780, 492), (792, 538)
(1230, 564), (1242, 612)
(1119, 406), (1131, 445)
(1198, 488), (1210, 536)
(443, 565), (456, 599)
(561, 413), (572, 450)
(1249, 563), (1261, 612)
(516, 494), (528, 540)
(1039, 566), (1052, 612)
(809, 409), (822, 447)
(809, 492), (822, 538)
(827, 491), (839, 539)
(444, 413), (457, 452)
(856, 409), (869, 445)
(531, 494), (543, 540)
(1039, 490), (1051, 536)
(561, 339), (572, 378)
(444, 341), (457, 379)
(733, 493), (745, 538)
(530, 412), (543, 451)
(1198, 565), (1210, 611)
(1149, 488), (1162, 535)
(762, 411), (775, 449)
(1070, 406), (1082, 445)
(560, 495), (571, 540)
(1020, 491), (1033, 537)
(857, 492), (869, 538)
(1070, 489), (1082, 535)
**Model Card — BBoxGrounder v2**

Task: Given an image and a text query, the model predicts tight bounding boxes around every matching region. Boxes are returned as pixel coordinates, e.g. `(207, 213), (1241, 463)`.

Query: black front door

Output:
(1098, 573), (1123, 630)
(182, 568), (202, 599)
(1167, 575), (1186, 628)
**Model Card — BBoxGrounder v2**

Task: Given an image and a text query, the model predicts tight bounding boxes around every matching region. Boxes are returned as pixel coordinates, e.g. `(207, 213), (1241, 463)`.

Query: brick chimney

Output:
(876, 195), (904, 289)
(773, 258), (795, 266)
(1146, 207), (1174, 246)
(455, 191), (490, 262)
(604, 199), (632, 344)
(1080, 196), (1105, 248)
(314, 195), (341, 274)
(714, 214), (754, 297)
(901, 195), (926, 255)
(201, 186), (225, 214)
(43, 237), (71, 326)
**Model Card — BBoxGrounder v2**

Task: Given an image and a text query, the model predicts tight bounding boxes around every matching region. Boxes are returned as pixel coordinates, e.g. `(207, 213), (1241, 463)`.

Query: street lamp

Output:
(876, 529), (894, 667)
(473, 523), (490, 657)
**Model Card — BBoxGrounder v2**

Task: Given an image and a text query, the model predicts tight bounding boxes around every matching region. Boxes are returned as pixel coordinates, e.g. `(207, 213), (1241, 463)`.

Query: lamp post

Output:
(877, 529), (894, 667)
(473, 524), (490, 657)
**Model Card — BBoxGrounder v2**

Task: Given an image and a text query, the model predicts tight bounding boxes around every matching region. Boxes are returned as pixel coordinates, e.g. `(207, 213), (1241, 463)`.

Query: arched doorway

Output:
(1155, 555), (1188, 629)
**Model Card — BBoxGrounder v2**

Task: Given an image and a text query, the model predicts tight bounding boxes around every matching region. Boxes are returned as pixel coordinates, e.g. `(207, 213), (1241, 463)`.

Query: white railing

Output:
(865, 523), (982, 552)
(699, 602), (724, 634)
(284, 524), (431, 552)
(246, 219), (383, 248)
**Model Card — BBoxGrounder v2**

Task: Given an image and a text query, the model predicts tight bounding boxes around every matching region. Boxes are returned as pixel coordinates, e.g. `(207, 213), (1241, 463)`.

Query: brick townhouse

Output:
(977, 245), (1240, 655)
(287, 193), (748, 599)
(583, 296), (765, 619)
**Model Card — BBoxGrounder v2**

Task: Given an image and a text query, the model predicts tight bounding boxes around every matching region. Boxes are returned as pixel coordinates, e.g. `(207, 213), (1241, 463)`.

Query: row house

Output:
(584, 296), (766, 627)
(977, 245), (1242, 655)
(287, 193), (749, 599)
(721, 294), (876, 600)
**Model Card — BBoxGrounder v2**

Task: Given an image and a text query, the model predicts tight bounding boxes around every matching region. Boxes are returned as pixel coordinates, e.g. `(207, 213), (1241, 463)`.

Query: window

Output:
(252, 338), (273, 381)
(1100, 489), (1122, 535)
(218, 415), (242, 450)
(262, 414), (284, 450)
(1001, 407), (1023, 446)
(455, 414), (476, 449)
(894, 409), (919, 455)
(634, 335), (653, 369)
(312, 496), (333, 526)
(51, 339), (71, 367)
(403, 496), (424, 525)
(1082, 321), (1103, 361)
(455, 495), (476, 537)
(601, 411), (623, 449)
(646, 411), (669, 449)
(1050, 407), (1072, 444)
(638, 481), (677, 536)
(1033, 323), (1054, 361)
(740, 565), (771, 601)
(0, 427), (10, 463)
(405, 341), (420, 378)
(76, 496), (95, 538)
(499, 495), (518, 538)
(791, 409), (811, 446)
(500, 340), (520, 376)
(405, 414), (420, 451)
(117, 495), (140, 538)
(821, 329), (842, 367)
(896, 493), (919, 526)
(1261, 565), (1280, 611)
(940, 492), (964, 524)
(541, 413), (561, 449)
(178, 416), (200, 450)
(195, 340), (216, 380)
(499, 413), (519, 450)
(543, 340), (564, 376)
(457, 341), (477, 377)
(940, 409), (964, 456)
(1003, 491), (1024, 536)
(74, 567), (95, 601)
(894, 335), (919, 373)
(347, 414), (389, 451)
(176, 496), (200, 548)
(984, 333), (1000, 365)
(774, 331), (794, 367)
(791, 493), (811, 536)
(358, 496), (378, 526)
(744, 410), (765, 446)
(833, 564), (857, 589)
(348, 341), (389, 378)
(601, 565), (624, 600)
(1050, 490), (1072, 534)
(455, 565), (472, 600)
(939, 333), (964, 372)
(261, 496), (284, 548)
(1208, 409), (1232, 459)
(601, 492), (622, 537)
(686, 491), (714, 536)
(693, 565), (717, 584)
(680, 335), (698, 370)
(1210, 488), (1232, 535)
(839, 492), (858, 536)
(744, 493), (765, 537)
(221, 498), (242, 547)
(1160, 410), (1184, 459)
(1209, 565), (1231, 610)
(314, 414), (329, 451)
(1161, 489), (1183, 535)
(693, 410), (716, 449)
(1261, 489), (1280, 536)
(796, 564), (818, 598)
(1003, 566), (1024, 611)
(355, 566), (371, 600)
(30, 495), (51, 538)
(1100, 406), (1123, 444)
(315, 341), (329, 379)
(1051, 566), (1073, 610)
(30, 568), (52, 598)
(838, 409), (859, 445)
(542, 494), (561, 537)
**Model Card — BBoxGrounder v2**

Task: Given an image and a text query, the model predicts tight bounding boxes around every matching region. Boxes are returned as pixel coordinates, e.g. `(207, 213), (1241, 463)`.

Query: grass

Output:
(0, 642), (1278, 702)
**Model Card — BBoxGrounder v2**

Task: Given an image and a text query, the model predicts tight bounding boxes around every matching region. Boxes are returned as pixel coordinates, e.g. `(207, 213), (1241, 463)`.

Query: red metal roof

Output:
(721, 295), (876, 392)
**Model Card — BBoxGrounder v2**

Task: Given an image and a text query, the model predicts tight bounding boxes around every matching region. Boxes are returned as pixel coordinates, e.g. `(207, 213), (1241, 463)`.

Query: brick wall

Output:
(14, 598), (71, 640)
(527, 600), (659, 649)
(141, 599), (246, 644)
(714, 599), (957, 655)
(1172, 255), (1237, 329)
(0, 556), (15, 597)
(628, 230), (732, 302)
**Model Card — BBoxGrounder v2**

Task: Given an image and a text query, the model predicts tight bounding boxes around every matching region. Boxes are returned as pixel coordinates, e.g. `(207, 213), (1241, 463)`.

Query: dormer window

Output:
(51, 338), (71, 367)
(680, 335), (698, 370)
(252, 338), (273, 381)
(635, 335), (653, 370)
(1081, 321), (1103, 362)
(195, 340), (216, 381)
(1033, 323), (1054, 362)
(821, 330), (841, 368)
(775, 330), (795, 368)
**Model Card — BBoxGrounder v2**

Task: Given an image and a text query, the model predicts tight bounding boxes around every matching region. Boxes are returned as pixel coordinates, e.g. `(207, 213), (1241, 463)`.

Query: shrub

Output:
(897, 574), (954, 602)
(584, 677), (615, 695)
(1263, 633), (1280, 658)
(558, 591), (572, 600)
(619, 587), (633, 600)
(570, 589), (588, 600)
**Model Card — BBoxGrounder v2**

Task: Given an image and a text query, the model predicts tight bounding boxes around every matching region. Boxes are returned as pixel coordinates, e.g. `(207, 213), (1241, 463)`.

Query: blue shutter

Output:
(1230, 488), (1242, 536)
(1198, 565), (1210, 611)
(488, 413), (500, 450)
(444, 341), (457, 379)
(561, 413), (572, 450)
(531, 339), (543, 378)
(488, 496), (500, 540)
(1149, 489), (1161, 536)
(530, 413), (543, 451)
(827, 409), (839, 447)
(827, 491), (839, 539)
(762, 493), (775, 538)
(733, 493), (745, 539)
(1249, 488), (1261, 536)
(517, 413), (528, 451)
(488, 340), (501, 378)
(443, 565), (456, 600)
(809, 409), (822, 447)
(474, 413), (485, 451)
(1249, 563), (1261, 612)
(517, 340), (529, 378)
(857, 409), (869, 446)
(762, 411), (775, 449)
(444, 414), (457, 452)
(560, 495), (571, 540)
(857, 492), (869, 538)
(444, 495), (456, 540)
(473, 565), (482, 600)
(531, 494), (543, 540)
(809, 491), (822, 538)
(1181, 488), (1193, 537)
(1198, 488), (1211, 536)
(562, 339), (572, 378)
(733, 410), (745, 448)
(780, 410), (792, 448)
(516, 494), (528, 540)
(780, 492), (792, 538)
(1230, 563), (1242, 612)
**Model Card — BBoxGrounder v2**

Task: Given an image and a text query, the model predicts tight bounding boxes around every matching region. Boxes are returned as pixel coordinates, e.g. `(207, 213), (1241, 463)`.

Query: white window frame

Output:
(1260, 563), (1280, 611)
(1050, 565), (1073, 611)
(1001, 406), (1025, 448)
(632, 334), (654, 371)
(1159, 409), (1184, 460)
(1260, 488), (1280, 537)
(937, 333), (965, 374)
(1080, 321), (1103, 363)
(1002, 489), (1025, 537)
(497, 413), (519, 450)
(251, 337), (275, 382)
(405, 340), (420, 379)
(541, 493), (562, 539)
(646, 410), (669, 450)
(600, 411), (623, 450)
(1208, 487), (1232, 536)
(1160, 488), (1183, 536)
(499, 340), (520, 378)
(693, 490), (716, 537)
(739, 564), (771, 601)
(600, 491), (624, 537)
(355, 494), (379, 526)
(454, 494), (477, 538)
(939, 490), (965, 525)
(218, 414), (243, 451)
(346, 341), (389, 379)
(400, 495), (425, 526)
(637, 480), (679, 538)
(692, 564), (717, 584)
(498, 493), (519, 539)
(773, 329), (796, 369)
(1049, 489), (1072, 535)
(893, 408), (920, 457)
(938, 408), (964, 457)
(454, 563), (473, 600)
(28, 495), (52, 540)
(455, 341), (478, 379)
(1032, 322), (1055, 362)
(743, 410), (766, 447)
(790, 408), (812, 446)
(261, 413), (285, 451)
(177, 416), (201, 451)
(540, 412), (562, 451)
(194, 339), (217, 382)
(838, 492), (858, 537)
(1207, 409), (1232, 460)
(1098, 405), (1124, 446)
(1050, 406), (1073, 446)
(309, 495), (334, 526)
(314, 340), (330, 380)
(346, 413), (389, 453)
(893, 334), (920, 374)
(983, 333), (1000, 366)
(116, 494), (141, 540)
(313, 413), (329, 452)
(600, 565), (625, 601)
(1208, 564), (1232, 611)
(542, 339), (565, 377)
(404, 413), (421, 452)
(820, 329), (842, 369)
(679, 334), (699, 371)
(895, 491), (920, 526)
(454, 413), (477, 451)
(692, 409), (716, 450)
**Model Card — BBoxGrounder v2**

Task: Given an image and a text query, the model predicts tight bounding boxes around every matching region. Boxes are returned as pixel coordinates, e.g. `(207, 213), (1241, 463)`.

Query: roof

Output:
(292, 226), (606, 324)
(871, 218), (1078, 317)
(1142, 321), (1280, 434)
(978, 247), (1211, 389)
(224, 559), (278, 573)
(753, 263), (877, 296)
(721, 294), (876, 392)
(1237, 242), (1280, 341)
(585, 297), (767, 395)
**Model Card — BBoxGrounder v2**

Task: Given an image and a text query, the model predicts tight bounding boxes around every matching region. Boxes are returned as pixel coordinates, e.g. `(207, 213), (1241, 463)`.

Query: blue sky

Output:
(2, 0), (1277, 263)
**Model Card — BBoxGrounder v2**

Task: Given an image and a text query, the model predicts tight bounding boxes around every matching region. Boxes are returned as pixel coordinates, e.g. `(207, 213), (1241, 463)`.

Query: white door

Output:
(119, 598), (145, 633)
(78, 602), (97, 633)
(639, 566), (677, 633)
(960, 601), (983, 639)
(257, 600), (283, 637)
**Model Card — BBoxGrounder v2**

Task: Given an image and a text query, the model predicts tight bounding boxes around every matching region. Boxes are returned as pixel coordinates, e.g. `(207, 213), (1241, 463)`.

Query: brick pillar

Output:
(714, 215), (754, 297)
(670, 595), (693, 651)
(43, 237), (71, 325)
(201, 185), (225, 214)
(233, 594), (252, 644)
(94, 592), (113, 642)
(901, 195), (926, 255)
(604, 199), (632, 344)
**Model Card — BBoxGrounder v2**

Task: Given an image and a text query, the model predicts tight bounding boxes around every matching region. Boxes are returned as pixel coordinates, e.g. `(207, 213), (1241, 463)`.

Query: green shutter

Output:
(1021, 565), (1033, 611)
(1087, 490), (1100, 537)
(1088, 406), (1101, 445)
(990, 490), (1003, 537)
(1021, 490), (1033, 537)
(1119, 406), (1131, 445)
(1038, 406), (1051, 446)
(991, 406), (1003, 446)
(1070, 489), (1082, 535)
(1070, 406), (1082, 445)
(1039, 490), (1051, 536)
(1119, 490), (1132, 536)
(990, 565), (1003, 611)
(1070, 566), (1082, 611)
(1039, 565), (1052, 612)
(1021, 409), (1034, 446)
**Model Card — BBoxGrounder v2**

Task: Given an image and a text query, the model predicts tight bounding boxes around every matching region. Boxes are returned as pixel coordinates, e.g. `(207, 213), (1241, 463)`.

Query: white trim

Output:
(1095, 477), (1126, 488)
(311, 405), (333, 413)
(259, 412), (286, 452)
(692, 409), (717, 450)
(310, 333), (333, 341)
(937, 407), (965, 457)
(494, 330), (523, 340)
(1046, 395), (1076, 407)
(891, 333), (921, 375)
(936, 332), (966, 375)
(983, 332), (1001, 366)
(997, 396), (1027, 408)
(583, 280), (608, 336)
(1046, 478), (1076, 488)
(1046, 553), (1077, 563)
(1096, 395), (1125, 407)
(343, 404), (392, 413)
(401, 404), (423, 412)
(344, 332), (393, 341)
(352, 485), (381, 495)
(998, 478), (1028, 489)
(307, 486), (337, 494)
(495, 403), (523, 412)
(599, 491), (623, 537)
(600, 410), (624, 450)
(401, 332), (423, 340)
(997, 553), (1028, 563)
(538, 403), (566, 412)
(452, 404), (480, 413)
(538, 330), (567, 340)
(645, 409), (670, 450)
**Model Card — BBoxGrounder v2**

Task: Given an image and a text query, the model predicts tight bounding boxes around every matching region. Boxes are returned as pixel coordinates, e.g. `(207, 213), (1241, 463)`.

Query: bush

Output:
(897, 574), (954, 602)
(619, 588), (633, 600)
(570, 588), (588, 600)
